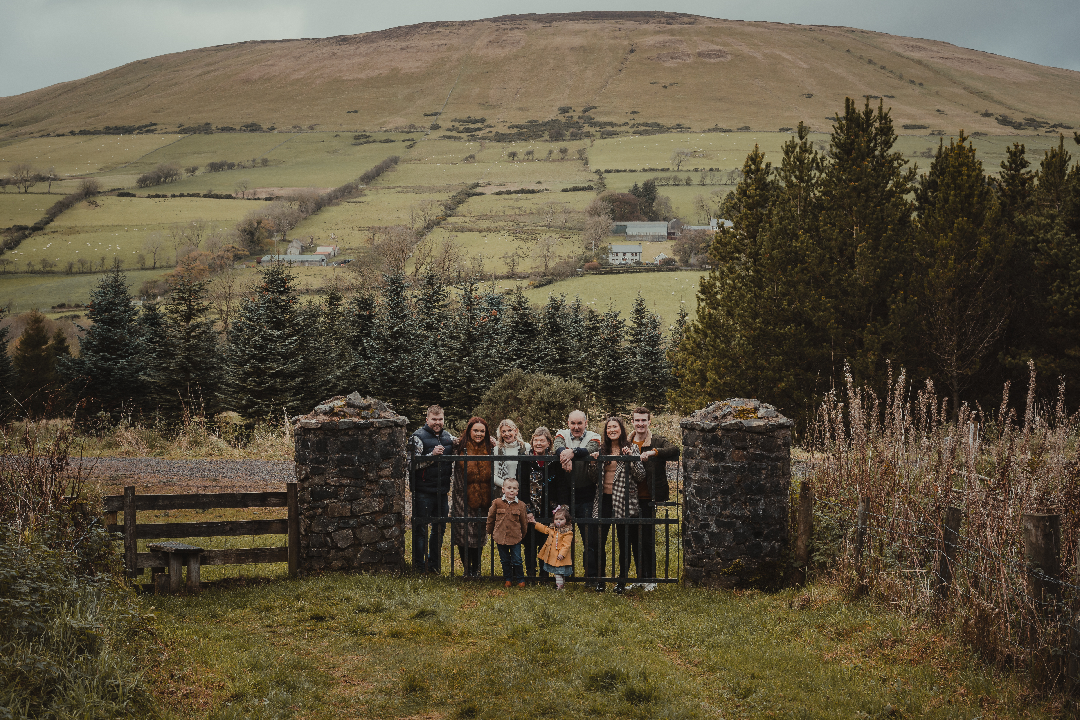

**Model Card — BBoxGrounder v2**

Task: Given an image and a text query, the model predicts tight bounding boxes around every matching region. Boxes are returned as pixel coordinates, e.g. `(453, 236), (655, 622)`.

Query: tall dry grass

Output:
(806, 362), (1079, 691)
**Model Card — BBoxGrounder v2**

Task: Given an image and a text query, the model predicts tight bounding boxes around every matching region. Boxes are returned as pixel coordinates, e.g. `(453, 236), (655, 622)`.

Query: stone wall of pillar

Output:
(292, 394), (407, 574)
(680, 399), (792, 589)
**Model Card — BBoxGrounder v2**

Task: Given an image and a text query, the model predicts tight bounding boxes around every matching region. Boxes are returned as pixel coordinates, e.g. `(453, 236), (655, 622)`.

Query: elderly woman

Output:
(590, 416), (643, 594)
(517, 426), (557, 582)
(452, 416), (494, 577)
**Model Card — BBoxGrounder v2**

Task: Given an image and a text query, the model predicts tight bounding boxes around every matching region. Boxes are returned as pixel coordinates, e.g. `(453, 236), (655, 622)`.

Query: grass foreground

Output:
(142, 573), (1061, 719)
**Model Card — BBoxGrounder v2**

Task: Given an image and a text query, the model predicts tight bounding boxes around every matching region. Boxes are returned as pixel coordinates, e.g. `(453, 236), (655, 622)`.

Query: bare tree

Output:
(507, 150), (519, 161)
(207, 264), (243, 335)
(671, 149), (692, 171)
(369, 225), (417, 274)
(10, 163), (40, 193)
(531, 234), (561, 275)
(235, 179), (249, 199)
(412, 234), (463, 281)
(45, 167), (59, 193)
(143, 232), (167, 269)
(582, 210), (612, 253)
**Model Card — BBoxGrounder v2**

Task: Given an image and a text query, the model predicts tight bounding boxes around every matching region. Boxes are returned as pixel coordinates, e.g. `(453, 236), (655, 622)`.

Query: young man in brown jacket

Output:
(486, 477), (529, 587)
(629, 407), (680, 590)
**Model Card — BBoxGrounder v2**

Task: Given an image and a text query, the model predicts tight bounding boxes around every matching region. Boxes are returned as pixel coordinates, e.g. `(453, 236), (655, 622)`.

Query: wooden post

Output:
(935, 506), (962, 598)
(1070, 537), (1079, 694)
(168, 552), (183, 592)
(287, 482), (299, 578)
(793, 482), (813, 585)
(854, 496), (870, 567)
(123, 486), (137, 579)
(185, 554), (201, 593)
(1023, 513), (1061, 605)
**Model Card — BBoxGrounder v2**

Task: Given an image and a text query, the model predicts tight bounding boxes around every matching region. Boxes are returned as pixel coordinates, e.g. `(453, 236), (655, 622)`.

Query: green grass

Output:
(0, 269), (170, 312)
(0, 192), (60, 226)
(143, 573), (1054, 719)
(0, 134), (182, 177)
(518, 271), (706, 327)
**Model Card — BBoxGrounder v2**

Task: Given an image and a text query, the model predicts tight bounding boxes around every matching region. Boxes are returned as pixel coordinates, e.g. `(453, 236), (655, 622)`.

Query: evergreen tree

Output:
(374, 273), (419, 416)
(589, 307), (627, 411)
(501, 288), (540, 374)
(626, 294), (671, 410)
(0, 312), (12, 418)
(913, 132), (1010, 416)
(59, 264), (145, 421)
(815, 98), (916, 392)
(139, 301), (170, 414)
(224, 262), (306, 420)
(343, 290), (380, 398)
(442, 279), (491, 420)
(413, 272), (450, 412)
(162, 276), (223, 415)
(12, 311), (62, 417)
(537, 294), (573, 380)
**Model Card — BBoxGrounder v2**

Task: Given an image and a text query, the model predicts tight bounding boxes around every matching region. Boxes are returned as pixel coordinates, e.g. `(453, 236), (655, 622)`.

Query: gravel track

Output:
(77, 457), (293, 491)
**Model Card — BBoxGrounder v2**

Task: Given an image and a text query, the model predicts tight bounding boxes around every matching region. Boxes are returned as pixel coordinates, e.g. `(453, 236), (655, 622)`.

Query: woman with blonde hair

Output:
(493, 418), (528, 490)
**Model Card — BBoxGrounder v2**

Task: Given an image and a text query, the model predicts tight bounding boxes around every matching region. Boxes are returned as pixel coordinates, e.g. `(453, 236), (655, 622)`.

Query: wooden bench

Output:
(148, 541), (205, 593)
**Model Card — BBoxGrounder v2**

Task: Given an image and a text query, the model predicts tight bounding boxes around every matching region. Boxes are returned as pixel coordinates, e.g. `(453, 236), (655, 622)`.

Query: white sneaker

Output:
(643, 583), (657, 592)
(625, 583), (637, 589)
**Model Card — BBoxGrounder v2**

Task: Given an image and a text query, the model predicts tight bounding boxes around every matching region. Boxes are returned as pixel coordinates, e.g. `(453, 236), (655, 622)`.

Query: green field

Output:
(2, 129), (1066, 314)
(517, 271), (705, 326)
(0, 269), (170, 313)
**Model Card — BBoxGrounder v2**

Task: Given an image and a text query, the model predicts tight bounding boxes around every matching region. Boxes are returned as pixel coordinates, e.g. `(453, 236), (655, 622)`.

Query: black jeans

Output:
(411, 491), (448, 572)
(630, 500), (657, 580)
(522, 525), (548, 580)
(595, 493), (632, 585)
(572, 485), (597, 578)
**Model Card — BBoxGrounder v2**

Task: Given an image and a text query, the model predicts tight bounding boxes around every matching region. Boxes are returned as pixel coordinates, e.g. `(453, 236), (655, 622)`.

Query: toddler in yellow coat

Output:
(531, 505), (574, 590)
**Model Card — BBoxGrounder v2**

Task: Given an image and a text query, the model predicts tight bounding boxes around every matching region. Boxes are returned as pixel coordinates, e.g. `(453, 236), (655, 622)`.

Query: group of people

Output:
(408, 405), (679, 593)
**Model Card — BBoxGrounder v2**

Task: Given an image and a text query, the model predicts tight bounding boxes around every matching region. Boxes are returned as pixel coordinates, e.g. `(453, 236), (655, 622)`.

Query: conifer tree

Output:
(224, 262), (306, 419)
(537, 294), (573, 380)
(501, 289), (539, 374)
(343, 290), (380, 398)
(60, 264), (145, 421)
(442, 279), (491, 420)
(914, 132), (1010, 417)
(626, 294), (671, 409)
(12, 311), (62, 417)
(162, 276), (222, 415)
(374, 273), (419, 416)
(815, 98), (916, 392)
(0, 313), (13, 419)
(589, 307), (627, 411)
(139, 301), (170, 414)
(412, 272), (450, 411)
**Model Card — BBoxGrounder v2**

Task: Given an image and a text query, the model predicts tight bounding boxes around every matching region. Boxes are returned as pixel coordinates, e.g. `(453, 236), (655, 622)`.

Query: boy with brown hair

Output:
(486, 476), (529, 587)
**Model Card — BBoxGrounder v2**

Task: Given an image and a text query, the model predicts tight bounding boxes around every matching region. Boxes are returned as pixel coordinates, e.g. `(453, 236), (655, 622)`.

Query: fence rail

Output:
(104, 483), (299, 587)
(409, 452), (681, 586)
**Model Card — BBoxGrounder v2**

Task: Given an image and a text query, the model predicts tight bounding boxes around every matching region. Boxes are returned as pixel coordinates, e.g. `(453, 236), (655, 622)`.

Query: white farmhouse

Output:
(608, 244), (643, 265)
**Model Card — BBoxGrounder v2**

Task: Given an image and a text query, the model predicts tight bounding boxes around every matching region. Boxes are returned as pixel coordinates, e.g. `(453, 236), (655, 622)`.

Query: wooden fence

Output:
(104, 483), (299, 583)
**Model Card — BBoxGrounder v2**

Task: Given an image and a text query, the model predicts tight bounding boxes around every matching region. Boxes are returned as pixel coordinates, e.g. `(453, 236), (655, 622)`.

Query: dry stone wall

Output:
(292, 394), (407, 574)
(681, 398), (792, 589)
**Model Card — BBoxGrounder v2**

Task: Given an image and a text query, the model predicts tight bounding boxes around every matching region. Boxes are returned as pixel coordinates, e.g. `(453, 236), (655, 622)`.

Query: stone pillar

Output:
(292, 394), (407, 574)
(680, 398), (792, 590)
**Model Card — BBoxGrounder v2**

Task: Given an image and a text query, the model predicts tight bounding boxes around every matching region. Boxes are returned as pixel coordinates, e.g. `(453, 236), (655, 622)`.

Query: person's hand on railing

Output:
(431, 445), (444, 456)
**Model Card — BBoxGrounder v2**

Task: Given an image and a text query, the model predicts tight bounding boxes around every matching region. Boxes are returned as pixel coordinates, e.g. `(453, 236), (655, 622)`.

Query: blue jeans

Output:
(497, 543), (524, 584)
(412, 491), (448, 572)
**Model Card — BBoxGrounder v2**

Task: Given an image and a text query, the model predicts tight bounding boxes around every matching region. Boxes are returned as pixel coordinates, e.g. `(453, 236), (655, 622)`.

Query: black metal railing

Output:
(408, 452), (681, 586)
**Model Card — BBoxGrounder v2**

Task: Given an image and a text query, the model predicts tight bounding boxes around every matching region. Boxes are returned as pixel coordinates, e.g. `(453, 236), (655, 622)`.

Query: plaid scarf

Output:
(592, 448), (643, 519)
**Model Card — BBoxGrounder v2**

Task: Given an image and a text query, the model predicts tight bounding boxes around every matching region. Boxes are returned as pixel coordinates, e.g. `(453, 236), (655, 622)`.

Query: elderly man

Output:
(628, 406), (679, 591)
(553, 410), (602, 587)
(409, 405), (455, 573)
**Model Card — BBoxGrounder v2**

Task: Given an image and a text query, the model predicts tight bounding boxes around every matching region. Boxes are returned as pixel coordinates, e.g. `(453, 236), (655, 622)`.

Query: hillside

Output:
(2, 11), (1078, 140)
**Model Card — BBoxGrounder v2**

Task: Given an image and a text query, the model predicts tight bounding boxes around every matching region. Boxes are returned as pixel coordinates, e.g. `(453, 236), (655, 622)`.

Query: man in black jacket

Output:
(409, 405), (455, 573)
(629, 406), (679, 590)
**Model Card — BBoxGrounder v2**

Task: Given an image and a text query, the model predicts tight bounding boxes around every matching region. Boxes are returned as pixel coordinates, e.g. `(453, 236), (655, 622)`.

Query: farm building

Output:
(315, 245), (339, 258)
(612, 221), (670, 242)
(609, 244), (643, 265)
(260, 254), (328, 266)
(682, 218), (733, 233)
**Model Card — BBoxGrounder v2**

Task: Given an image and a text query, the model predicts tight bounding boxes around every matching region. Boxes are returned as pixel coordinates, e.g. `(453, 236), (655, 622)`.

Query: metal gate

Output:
(409, 452), (681, 587)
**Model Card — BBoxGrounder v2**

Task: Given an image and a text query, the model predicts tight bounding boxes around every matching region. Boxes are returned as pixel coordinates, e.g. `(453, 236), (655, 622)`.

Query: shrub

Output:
(473, 369), (588, 437)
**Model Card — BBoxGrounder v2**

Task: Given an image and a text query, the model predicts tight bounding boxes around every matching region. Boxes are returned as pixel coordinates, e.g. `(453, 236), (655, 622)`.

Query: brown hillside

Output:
(2, 11), (1078, 139)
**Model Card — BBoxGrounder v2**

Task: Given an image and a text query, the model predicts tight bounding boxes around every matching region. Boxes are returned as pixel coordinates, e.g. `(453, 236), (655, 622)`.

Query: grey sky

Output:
(3, 0), (1077, 98)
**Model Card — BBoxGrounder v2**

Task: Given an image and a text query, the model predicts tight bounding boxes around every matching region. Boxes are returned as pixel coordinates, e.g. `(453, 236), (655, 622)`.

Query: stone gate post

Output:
(680, 399), (792, 589)
(292, 394), (407, 574)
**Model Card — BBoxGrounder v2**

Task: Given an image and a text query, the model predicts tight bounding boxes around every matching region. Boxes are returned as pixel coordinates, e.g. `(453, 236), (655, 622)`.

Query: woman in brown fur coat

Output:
(451, 416), (494, 577)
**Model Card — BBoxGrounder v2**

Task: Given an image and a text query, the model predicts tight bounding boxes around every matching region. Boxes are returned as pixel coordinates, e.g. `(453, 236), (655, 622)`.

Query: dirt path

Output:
(78, 457), (292, 494)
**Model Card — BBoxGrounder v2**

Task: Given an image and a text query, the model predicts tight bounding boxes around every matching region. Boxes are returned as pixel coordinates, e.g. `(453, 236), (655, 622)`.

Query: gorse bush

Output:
(472, 369), (588, 436)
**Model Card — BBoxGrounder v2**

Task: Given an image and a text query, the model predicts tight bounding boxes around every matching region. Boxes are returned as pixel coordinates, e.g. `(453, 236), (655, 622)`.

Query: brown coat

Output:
(486, 497), (529, 545)
(452, 440), (493, 549)
(533, 521), (574, 568)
